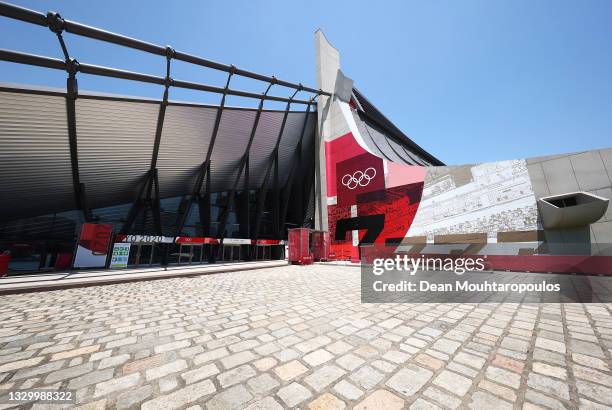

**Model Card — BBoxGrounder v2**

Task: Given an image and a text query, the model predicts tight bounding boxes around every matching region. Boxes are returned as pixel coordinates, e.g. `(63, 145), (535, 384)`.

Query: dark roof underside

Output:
(351, 88), (444, 166)
(0, 85), (316, 223)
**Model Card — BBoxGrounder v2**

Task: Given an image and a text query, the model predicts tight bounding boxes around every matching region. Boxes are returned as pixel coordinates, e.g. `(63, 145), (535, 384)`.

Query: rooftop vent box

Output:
(538, 192), (609, 229)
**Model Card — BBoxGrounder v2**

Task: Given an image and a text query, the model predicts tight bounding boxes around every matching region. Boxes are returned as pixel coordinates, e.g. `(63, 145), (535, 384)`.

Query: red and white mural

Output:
(325, 131), (427, 259)
(316, 30), (611, 274)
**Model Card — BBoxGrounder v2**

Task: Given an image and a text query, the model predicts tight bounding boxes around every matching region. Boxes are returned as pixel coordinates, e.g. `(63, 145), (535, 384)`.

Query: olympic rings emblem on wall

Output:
(341, 167), (377, 190)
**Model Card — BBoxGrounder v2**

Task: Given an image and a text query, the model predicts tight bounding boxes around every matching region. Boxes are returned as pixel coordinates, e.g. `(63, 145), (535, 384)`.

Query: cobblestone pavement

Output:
(1, 265), (612, 409)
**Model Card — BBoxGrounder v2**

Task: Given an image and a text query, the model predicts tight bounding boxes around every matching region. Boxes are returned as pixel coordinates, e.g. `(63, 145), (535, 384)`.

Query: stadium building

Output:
(0, 2), (610, 274)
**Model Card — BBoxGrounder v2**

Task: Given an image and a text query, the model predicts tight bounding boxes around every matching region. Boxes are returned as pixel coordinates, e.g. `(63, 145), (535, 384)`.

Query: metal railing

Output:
(0, 1), (330, 105)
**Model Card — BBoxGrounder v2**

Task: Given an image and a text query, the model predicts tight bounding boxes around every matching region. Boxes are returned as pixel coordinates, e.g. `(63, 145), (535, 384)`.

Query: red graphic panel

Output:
(356, 183), (424, 244)
(336, 153), (385, 206)
(328, 204), (352, 244)
(79, 223), (112, 255)
(325, 132), (426, 251)
(324, 132), (368, 197)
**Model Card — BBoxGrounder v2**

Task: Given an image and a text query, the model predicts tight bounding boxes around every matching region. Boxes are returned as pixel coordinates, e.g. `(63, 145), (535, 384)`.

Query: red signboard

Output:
(336, 153), (385, 207)
(79, 223), (113, 254)
(254, 239), (284, 245)
(175, 237), (219, 244)
(73, 223), (113, 268)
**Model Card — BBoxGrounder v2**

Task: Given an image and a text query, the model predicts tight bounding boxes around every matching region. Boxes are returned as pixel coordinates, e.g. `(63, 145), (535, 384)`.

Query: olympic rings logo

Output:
(341, 167), (377, 190)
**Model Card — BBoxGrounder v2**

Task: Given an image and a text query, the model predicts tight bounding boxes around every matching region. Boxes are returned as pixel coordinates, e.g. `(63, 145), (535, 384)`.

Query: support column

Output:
(217, 81), (275, 241)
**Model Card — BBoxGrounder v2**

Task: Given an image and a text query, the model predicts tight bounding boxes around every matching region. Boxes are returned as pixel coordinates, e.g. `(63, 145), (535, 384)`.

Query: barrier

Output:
(0, 253), (9, 277)
(288, 228), (313, 265)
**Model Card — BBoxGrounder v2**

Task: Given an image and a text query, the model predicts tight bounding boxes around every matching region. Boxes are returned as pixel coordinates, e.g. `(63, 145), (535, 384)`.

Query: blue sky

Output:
(1, 0), (611, 165)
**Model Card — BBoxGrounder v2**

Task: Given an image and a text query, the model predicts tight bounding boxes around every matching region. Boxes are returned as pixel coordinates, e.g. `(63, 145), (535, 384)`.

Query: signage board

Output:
(115, 235), (174, 244)
(73, 223), (113, 268)
(223, 238), (252, 245)
(109, 242), (131, 269)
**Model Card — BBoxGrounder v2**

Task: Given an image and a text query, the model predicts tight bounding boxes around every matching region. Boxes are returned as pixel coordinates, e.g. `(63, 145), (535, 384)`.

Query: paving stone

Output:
(274, 359), (308, 381)
(180, 346), (204, 358)
(433, 370), (472, 396)
(123, 354), (164, 374)
(273, 348), (299, 362)
(244, 397), (283, 410)
(116, 385), (153, 409)
(533, 362), (567, 380)
(10, 359), (65, 380)
(500, 336), (530, 353)
(45, 362), (94, 384)
(71, 399), (108, 410)
(142, 379), (216, 410)
(194, 348), (229, 365)
(354, 389), (404, 410)
(146, 359), (188, 381)
(533, 349), (566, 367)
(303, 349), (334, 366)
(217, 364), (256, 387)
(159, 376), (178, 393)
(424, 386), (462, 409)
(295, 336), (332, 353)
(572, 353), (608, 371)
(327, 341), (353, 355)
(414, 353), (444, 370)
(51, 345), (100, 361)
(411, 398), (442, 410)
(535, 337), (566, 354)
(277, 382), (312, 407)
(497, 347), (527, 361)
(570, 339), (605, 358)
(432, 338), (461, 355)
(354, 345), (379, 358)
(349, 365), (384, 390)
(454, 351), (486, 369)
(98, 353), (130, 369)
(0, 357), (45, 373)
(469, 391), (513, 410)
(253, 357), (277, 371)
(94, 373), (140, 397)
(525, 389), (567, 410)
(229, 339), (261, 353)
(304, 364), (346, 391)
(247, 373), (279, 395)
(478, 379), (517, 402)
(492, 355), (525, 374)
(307, 393), (346, 410)
(382, 350), (410, 364)
(378, 318), (403, 329)
(527, 373), (570, 400)
(333, 380), (364, 400)
(486, 366), (521, 389)
(371, 359), (396, 373)
(181, 363), (220, 384)
(107, 336), (137, 349)
(386, 365), (433, 397)
(577, 397), (611, 410)
(220, 351), (257, 369)
(68, 368), (114, 389)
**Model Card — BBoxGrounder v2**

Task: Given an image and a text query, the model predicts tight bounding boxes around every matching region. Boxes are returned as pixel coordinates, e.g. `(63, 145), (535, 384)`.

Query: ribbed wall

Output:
(352, 109), (430, 166)
(277, 112), (310, 187)
(209, 108), (257, 192)
(247, 111), (284, 188)
(0, 87), (317, 226)
(76, 98), (158, 209)
(157, 105), (218, 198)
(0, 91), (74, 221)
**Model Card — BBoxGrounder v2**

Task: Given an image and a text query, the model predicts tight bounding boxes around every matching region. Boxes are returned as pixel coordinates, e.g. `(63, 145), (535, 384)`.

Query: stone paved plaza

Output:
(1, 264), (612, 409)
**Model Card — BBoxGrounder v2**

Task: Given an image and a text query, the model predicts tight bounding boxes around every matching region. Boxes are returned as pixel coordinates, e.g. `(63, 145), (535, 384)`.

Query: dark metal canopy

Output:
(0, 1), (319, 240)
